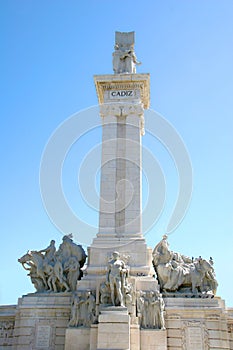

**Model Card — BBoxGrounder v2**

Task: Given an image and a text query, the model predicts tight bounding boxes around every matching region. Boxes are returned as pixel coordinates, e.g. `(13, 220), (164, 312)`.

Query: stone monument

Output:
(0, 31), (232, 350)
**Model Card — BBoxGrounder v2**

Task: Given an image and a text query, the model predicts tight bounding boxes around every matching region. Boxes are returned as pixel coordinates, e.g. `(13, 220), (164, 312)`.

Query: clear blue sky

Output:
(1, 1), (233, 306)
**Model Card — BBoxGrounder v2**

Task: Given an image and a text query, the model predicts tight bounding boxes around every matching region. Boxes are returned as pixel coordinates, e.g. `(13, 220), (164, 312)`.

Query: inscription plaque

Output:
(108, 89), (140, 100)
(186, 326), (203, 350)
(35, 325), (51, 348)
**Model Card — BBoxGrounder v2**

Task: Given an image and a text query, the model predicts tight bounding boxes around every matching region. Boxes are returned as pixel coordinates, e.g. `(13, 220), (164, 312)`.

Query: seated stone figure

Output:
(152, 235), (218, 296)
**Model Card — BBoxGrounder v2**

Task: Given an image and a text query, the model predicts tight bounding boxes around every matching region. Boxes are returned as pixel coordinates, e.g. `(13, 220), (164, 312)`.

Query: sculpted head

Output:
(112, 251), (120, 259)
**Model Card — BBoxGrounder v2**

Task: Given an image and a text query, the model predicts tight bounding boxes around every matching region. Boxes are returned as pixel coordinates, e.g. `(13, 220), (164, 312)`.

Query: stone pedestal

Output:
(165, 297), (230, 350)
(140, 329), (167, 350)
(97, 307), (130, 350)
(65, 328), (90, 350)
(13, 293), (71, 350)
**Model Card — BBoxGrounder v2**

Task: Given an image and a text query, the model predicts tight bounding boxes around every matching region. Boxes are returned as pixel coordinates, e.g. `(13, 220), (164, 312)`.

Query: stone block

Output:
(167, 336), (182, 347)
(55, 335), (65, 345)
(130, 325), (140, 350)
(13, 326), (31, 336)
(209, 337), (230, 348)
(90, 325), (98, 350)
(99, 313), (129, 323)
(140, 329), (167, 350)
(56, 327), (66, 336)
(65, 328), (90, 350)
(15, 334), (32, 345)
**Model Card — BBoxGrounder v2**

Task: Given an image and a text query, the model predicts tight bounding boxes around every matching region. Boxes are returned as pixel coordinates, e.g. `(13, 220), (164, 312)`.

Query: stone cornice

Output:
(94, 74), (150, 109)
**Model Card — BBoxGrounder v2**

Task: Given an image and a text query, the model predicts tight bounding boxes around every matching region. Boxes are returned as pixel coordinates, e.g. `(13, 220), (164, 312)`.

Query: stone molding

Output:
(94, 74), (150, 109)
(99, 102), (144, 118)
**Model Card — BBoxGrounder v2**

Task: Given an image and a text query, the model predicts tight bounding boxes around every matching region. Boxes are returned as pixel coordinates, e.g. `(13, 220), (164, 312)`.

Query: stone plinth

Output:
(165, 297), (230, 350)
(140, 329), (167, 350)
(65, 328), (90, 350)
(13, 293), (71, 350)
(97, 307), (130, 350)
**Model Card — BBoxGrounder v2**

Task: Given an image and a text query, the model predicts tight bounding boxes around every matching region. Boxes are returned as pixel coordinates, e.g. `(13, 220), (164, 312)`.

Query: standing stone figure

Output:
(136, 290), (166, 329)
(85, 291), (96, 326)
(136, 291), (146, 328)
(107, 251), (128, 307)
(68, 292), (84, 327)
(112, 31), (141, 74)
(157, 291), (166, 330)
(64, 256), (80, 291)
(38, 239), (56, 264)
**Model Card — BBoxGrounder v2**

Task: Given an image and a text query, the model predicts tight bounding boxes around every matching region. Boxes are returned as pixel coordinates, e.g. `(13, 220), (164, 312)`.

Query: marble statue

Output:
(38, 239), (56, 264)
(18, 234), (87, 293)
(152, 236), (218, 296)
(85, 291), (96, 326)
(112, 31), (141, 74)
(156, 291), (166, 330)
(68, 290), (96, 328)
(106, 251), (128, 307)
(100, 281), (111, 305)
(123, 282), (135, 315)
(47, 255), (70, 292)
(136, 290), (166, 329)
(64, 256), (80, 291)
(136, 291), (147, 328)
(68, 292), (84, 327)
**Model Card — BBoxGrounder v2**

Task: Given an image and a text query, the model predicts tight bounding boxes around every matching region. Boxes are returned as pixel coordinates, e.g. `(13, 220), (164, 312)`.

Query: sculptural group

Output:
(152, 235), (218, 296)
(136, 290), (165, 329)
(18, 234), (87, 293)
(69, 291), (96, 327)
(19, 234), (218, 331)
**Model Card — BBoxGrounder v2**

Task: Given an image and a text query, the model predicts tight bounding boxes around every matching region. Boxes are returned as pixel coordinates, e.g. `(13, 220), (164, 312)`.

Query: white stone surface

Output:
(97, 308), (130, 350)
(65, 328), (90, 350)
(165, 297), (231, 350)
(140, 329), (167, 350)
(13, 293), (71, 350)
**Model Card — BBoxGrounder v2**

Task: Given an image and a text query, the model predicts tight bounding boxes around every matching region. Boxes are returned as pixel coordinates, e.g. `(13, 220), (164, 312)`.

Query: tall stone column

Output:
(85, 74), (153, 277)
(98, 102), (144, 237)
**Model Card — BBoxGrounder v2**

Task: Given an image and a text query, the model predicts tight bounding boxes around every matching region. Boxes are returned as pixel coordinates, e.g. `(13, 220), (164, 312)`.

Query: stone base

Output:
(165, 296), (231, 350)
(13, 293), (71, 350)
(87, 235), (154, 277)
(65, 328), (90, 350)
(64, 318), (167, 350)
(140, 329), (167, 350)
(3, 291), (232, 350)
(97, 307), (130, 349)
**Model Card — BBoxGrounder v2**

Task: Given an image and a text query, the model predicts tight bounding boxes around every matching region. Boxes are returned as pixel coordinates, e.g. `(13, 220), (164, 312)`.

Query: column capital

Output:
(99, 103), (144, 118)
(94, 73), (150, 109)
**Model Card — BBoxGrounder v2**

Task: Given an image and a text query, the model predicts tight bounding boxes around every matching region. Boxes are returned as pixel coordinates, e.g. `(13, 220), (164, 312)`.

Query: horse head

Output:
(18, 252), (32, 264)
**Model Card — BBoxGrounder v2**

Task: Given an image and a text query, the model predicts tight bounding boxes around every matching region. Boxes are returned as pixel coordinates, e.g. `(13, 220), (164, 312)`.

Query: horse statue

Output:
(18, 251), (50, 291)
(18, 235), (87, 293)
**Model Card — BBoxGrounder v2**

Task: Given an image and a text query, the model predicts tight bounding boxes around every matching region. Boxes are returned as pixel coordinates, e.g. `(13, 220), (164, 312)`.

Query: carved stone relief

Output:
(182, 321), (209, 350)
(68, 290), (96, 328)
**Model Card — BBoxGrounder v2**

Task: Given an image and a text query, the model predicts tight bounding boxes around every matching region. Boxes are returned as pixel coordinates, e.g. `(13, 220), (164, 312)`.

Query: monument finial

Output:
(112, 31), (141, 74)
